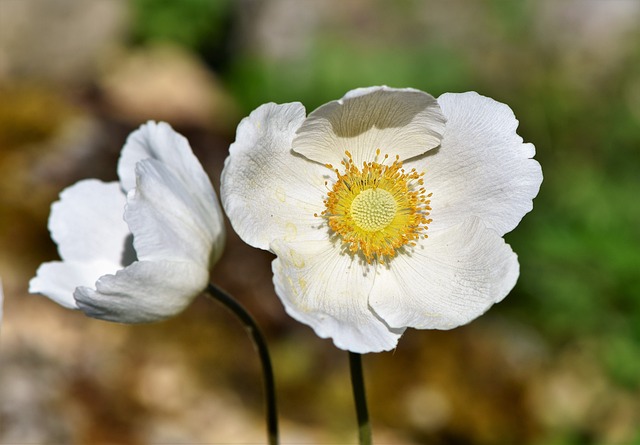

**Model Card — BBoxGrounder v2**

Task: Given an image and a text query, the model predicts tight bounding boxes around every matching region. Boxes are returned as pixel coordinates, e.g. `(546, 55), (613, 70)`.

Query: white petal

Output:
(271, 239), (403, 353)
(74, 260), (209, 323)
(48, 179), (131, 264)
(118, 121), (215, 198)
(370, 218), (519, 330)
(125, 158), (224, 267)
(29, 260), (120, 309)
(221, 102), (329, 251)
(291, 86), (446, 167)
(419, 92), (542, 236)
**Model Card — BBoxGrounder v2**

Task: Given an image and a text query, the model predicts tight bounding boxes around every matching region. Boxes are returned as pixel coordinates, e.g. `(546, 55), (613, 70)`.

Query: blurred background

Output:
(1, 0), (639, 443)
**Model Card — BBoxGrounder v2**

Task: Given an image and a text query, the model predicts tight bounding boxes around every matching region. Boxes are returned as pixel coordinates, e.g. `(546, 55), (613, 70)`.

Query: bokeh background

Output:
(1, 0), (639, 443)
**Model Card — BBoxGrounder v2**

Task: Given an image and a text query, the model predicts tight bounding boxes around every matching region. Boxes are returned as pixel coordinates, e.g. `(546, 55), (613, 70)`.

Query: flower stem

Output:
(205, 284), (278, 445)
(349, 352), (372, 445)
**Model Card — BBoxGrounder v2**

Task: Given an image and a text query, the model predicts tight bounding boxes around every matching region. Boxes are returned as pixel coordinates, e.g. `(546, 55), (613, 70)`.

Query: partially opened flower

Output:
(222, 86), (542, 353)
(30, 121), (225, 322)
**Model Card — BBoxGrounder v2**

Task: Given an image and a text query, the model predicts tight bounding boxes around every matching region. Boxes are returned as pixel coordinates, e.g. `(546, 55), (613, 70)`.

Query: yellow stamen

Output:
(319, 150), (432, 263)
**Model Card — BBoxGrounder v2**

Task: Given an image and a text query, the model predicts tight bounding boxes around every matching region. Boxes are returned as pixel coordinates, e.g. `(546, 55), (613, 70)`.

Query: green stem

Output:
(205, 284), (279, 445)
(349, 352), (372, 445)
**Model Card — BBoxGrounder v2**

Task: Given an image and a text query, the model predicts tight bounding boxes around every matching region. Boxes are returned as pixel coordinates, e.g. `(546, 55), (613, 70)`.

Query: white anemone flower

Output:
(30, 121), (225, 322)
(221, 86), (542, 353)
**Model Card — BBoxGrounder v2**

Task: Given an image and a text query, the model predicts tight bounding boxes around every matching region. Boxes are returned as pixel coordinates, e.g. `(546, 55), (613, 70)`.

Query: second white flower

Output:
(221, 86), (542, 353)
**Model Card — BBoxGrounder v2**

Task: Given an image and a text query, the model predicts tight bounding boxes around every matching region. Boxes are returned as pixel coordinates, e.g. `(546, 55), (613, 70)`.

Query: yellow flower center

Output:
(350, 188), (397, 232)
(318, 150), (432, 263)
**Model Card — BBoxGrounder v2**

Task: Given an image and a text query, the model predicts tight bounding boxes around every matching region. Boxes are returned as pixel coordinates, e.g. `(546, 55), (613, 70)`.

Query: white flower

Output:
(30, 121), (225, 322)
(221, 86), (542, 353)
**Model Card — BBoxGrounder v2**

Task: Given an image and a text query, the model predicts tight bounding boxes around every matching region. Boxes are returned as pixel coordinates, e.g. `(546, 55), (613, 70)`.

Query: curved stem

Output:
(349, 352), (372, 445)
(205, 284), (278, 445)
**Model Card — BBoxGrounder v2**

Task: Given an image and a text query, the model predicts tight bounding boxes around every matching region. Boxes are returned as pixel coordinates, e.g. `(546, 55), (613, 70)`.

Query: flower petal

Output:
(125, 158), (224, 267)
(48, 179), (131, 264)
(118, 121), (216, 198)
(74, 260), (209, 323)
(221, 102), (329, 251)
(292, 86), (446, 167)
(418, 92), (542, 236)
(370, 217), (519, 330)
(29, 260), (119, 309)
(271, 239), (403, 353)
